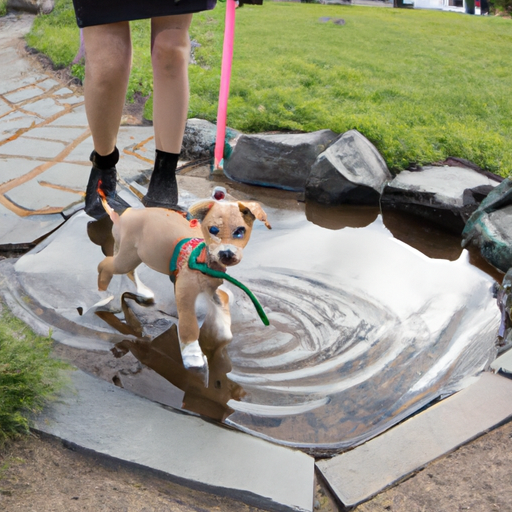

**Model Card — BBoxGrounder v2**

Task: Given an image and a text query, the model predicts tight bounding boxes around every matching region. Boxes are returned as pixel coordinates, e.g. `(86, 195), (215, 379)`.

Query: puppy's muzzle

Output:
(218, 249), (238, 266)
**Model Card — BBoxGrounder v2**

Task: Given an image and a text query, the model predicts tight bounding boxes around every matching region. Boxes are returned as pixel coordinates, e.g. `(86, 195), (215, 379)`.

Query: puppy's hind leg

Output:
(97, 252), (142, 291)
(98, 256), (115, 291)
(200, 287), (233, 350)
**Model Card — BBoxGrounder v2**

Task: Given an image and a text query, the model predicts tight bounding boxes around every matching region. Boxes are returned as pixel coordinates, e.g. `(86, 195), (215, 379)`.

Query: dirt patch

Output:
(1, 417), (512, 511)
(357, 419), (512, 512)
(0, 433), (270, 512)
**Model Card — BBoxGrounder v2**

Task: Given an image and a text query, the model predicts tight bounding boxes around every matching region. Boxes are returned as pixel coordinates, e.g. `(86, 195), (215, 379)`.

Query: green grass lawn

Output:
(0, 308), (66, 446)
(26, 0), (512, 175)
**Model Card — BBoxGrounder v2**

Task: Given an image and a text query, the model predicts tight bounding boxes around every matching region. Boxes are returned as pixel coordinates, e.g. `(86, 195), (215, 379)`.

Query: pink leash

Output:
(213, 0), (237, 171)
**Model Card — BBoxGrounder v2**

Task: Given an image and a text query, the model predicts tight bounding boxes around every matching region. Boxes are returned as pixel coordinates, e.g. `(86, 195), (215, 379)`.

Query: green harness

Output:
(170, 238), (269, 326)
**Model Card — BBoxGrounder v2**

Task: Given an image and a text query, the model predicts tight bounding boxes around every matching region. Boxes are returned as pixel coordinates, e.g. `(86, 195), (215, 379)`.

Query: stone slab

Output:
(0, 157), (47, 184)
(54, 87), (73, 96)
(0, 111), (42, 137)
(63, 135), (94, 162)
(316, 372), (512, 509)
(57, 95), (84, 106)
(23, 126), (87, 144)
(36, 78), (60, 91)
(0, 136), (67, 158)
(34, 369), (315, 512)
(0, 47), (45, 95)
(0, 203), (64, 246)
(47, 105), (88, 127)
(385, 166), (498, 208)
(5, 179), (83, 211)
(0, 97), (13, 116)
(23, 97), (66, 118)
(491, 350), (512, 376)
(4, 85), (44, 103)
(37, 162), (89, 191)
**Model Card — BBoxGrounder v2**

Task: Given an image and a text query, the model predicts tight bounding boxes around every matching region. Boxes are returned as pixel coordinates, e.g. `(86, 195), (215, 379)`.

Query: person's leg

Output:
(142, 14), (193, 208)
(83, 22), (132, 218)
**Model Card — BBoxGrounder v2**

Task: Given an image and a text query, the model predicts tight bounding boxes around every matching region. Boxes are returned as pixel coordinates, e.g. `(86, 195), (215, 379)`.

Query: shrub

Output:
(490, 0), (512, 14)
(0, 308), (66, 446)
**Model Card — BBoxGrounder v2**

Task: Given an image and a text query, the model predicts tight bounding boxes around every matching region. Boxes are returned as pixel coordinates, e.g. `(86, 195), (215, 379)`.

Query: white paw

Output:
(180, 340), (207, 370)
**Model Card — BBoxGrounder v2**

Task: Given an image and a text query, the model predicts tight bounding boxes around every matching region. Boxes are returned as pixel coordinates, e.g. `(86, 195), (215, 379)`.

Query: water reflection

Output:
(6, 199), (500, 457)
(83, 202), (500, 455)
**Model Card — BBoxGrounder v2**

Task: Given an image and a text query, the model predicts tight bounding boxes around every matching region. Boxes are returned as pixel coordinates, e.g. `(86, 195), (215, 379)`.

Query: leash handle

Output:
(214, 0), (237, 171)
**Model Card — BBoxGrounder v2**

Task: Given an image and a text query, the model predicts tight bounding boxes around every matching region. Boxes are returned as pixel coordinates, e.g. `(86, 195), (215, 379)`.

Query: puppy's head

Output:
(188, 200), (271, 268)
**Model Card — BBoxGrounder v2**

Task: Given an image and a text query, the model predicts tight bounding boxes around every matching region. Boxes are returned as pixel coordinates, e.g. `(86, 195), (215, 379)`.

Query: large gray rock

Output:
(305, 130), (391, 205)
(462, 178), (512, 272)
(181, 118), (238, 161)
(381, 165), (500, 234)
(7, 0), (53, 13)
(224, 129), (338, 191)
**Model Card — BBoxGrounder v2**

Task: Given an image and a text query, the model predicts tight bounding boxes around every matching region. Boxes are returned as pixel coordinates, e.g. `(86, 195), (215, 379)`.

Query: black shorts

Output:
(72, 0), (216, 28)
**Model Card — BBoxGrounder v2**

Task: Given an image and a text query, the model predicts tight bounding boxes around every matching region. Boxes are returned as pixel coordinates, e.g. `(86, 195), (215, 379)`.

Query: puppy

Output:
(97, 191), (271, 370)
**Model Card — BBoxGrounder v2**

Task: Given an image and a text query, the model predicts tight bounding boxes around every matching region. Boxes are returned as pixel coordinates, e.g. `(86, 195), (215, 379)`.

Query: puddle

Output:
(0, 195), (501, 456)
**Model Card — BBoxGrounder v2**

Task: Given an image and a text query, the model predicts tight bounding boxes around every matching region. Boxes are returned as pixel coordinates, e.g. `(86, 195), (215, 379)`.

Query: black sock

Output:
(154, 150), (179, 174)
(142, 150), (179, 207)
(90, 147), (119, 170)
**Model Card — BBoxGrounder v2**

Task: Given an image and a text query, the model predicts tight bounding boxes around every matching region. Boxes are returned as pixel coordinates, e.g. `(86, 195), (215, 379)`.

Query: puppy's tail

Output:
(97, 180), (120, 225)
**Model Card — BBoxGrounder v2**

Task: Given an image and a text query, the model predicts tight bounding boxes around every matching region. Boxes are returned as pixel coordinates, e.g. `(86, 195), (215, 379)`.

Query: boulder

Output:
(224, 130), (338, 191)
(381, 165), (500, 234)
(7, 0), (53, 13)
(181, 118), (238, 161)
(462, 178), (512, 272)
(305, 129), (391, 206)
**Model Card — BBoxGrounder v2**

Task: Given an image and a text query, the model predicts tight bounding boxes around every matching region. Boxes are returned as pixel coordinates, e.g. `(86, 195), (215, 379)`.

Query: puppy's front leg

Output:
(174, 275), (207, 370)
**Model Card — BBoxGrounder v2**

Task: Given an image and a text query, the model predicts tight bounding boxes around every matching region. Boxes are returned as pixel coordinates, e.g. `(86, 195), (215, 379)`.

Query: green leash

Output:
(170, 239), (269, 326)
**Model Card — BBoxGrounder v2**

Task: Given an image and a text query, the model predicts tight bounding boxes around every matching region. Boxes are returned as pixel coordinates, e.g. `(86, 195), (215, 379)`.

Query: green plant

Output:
(0, 0), (8, 17)
(0, 308), (67, 446)
(489, 0), (512, 14)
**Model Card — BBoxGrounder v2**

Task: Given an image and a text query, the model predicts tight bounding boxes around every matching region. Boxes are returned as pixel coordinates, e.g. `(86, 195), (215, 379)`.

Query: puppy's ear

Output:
(188, 200), (215, 221)
(238, 202), (272, 229)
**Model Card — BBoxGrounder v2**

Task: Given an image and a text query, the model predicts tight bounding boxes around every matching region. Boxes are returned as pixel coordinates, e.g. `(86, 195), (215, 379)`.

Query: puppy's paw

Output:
(180, 340), (208, 370)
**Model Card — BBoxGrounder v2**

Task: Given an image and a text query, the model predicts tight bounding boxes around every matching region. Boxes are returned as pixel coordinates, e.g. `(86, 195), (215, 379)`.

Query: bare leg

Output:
(83, 22), (132, 156)
(150, 14), (192, 153)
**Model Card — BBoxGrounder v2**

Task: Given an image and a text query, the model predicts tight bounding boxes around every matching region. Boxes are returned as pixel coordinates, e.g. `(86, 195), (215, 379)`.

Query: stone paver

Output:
(0, 17), (152, 235)
(316, 372), (512, 509)
(4, 84), (45, 103)
(36, 77), (60, 91)
(1, 136), (68, 158)
(5, 179), (83, 211)
(22, 126), (87, 144)
(0, 157), (47, 184)
(0, 202), (64, 246)
(37, 162), (89, 191)
(0, 111), (41, 136)
(33, 369), (315, 512)
(23, 97), (66, 117)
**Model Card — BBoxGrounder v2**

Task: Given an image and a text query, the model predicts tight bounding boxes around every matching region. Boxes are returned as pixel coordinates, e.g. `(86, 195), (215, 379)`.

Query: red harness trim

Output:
(170, 237), (207, 283)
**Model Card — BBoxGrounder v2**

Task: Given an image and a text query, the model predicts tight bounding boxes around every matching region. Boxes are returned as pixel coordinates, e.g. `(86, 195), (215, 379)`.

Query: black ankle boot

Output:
(84, 148), (129, 220)
(142, 150), (180, 208)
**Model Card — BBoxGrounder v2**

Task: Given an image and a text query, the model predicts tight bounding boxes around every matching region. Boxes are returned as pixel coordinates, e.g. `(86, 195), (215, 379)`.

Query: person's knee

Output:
(86, 49), (132, 87)
(152, 32), (190, 78)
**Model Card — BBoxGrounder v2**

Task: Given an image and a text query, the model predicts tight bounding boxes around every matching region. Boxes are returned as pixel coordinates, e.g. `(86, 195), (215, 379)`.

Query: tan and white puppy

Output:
(97, 191), (271, 370)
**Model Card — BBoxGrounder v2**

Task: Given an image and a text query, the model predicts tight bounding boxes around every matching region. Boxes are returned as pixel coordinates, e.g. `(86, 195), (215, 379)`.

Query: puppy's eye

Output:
(209, 226), (220, 236)
(233, 227), (246, 239)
